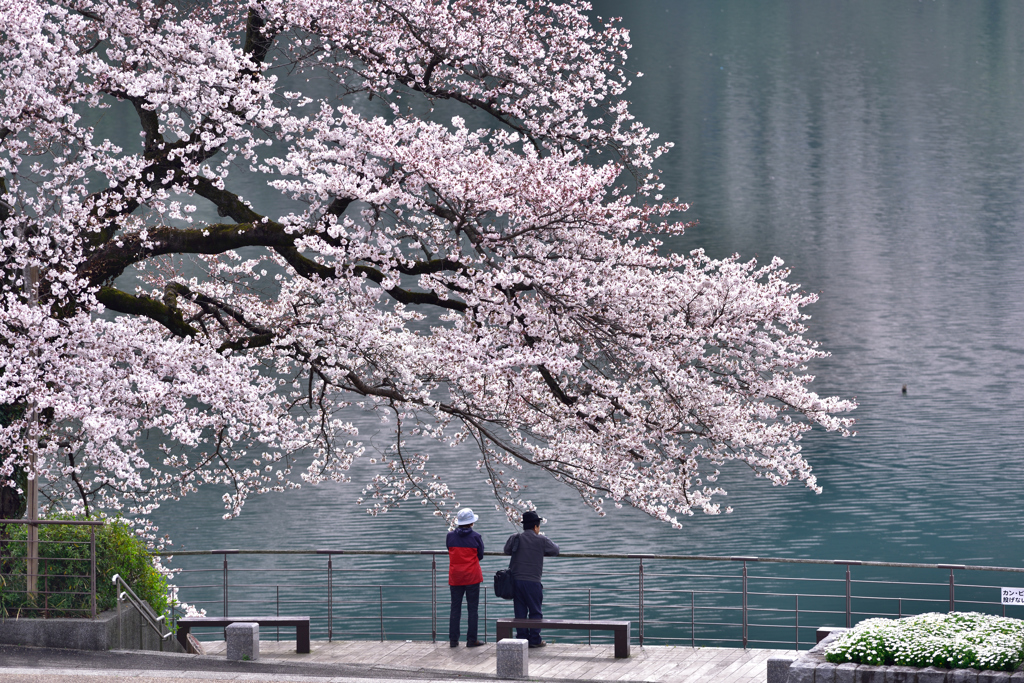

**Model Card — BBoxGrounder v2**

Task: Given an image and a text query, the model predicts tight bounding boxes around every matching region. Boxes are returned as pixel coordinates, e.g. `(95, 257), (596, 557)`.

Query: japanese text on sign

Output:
(1001, 588), (1024, 605)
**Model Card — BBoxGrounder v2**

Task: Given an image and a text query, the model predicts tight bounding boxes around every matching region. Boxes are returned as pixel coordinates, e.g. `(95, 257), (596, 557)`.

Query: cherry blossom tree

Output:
(0, 0), (855, 534)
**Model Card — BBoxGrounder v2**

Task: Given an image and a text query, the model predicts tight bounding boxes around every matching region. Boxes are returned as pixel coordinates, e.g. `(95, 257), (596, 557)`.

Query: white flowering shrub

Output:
(825, 612), (1024, 671)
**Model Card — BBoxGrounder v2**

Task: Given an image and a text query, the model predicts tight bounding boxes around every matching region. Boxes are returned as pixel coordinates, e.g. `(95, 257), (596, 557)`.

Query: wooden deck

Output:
(202, 639), (785, 682)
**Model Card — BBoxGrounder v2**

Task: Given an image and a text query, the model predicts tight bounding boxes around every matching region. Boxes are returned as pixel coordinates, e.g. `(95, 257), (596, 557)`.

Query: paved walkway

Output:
(201, 640), (785, 682)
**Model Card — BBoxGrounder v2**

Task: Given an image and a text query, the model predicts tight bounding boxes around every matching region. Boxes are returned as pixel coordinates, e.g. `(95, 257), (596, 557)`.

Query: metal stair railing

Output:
(112, 573), (174, 651)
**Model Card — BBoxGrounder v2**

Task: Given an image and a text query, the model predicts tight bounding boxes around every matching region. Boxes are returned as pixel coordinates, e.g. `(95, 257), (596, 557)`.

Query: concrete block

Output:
(816, 663), (837, 683)
(811, 629), (849, 654)
(836, 662), (859, 683)
(888, 665), (919, 683)
(225, 622), (259, 661)
(1009, 671), (1024, 683)
(768, 654), (799, 683)
(917, 667), (950, 683)
(977, 672), (1011, 683)
(858, 665), (888, 683)
(789, 660), (818, 683)
(818, 628), (848, 644)
(496, 638), (528, 679)
(950, 670), (980, 683)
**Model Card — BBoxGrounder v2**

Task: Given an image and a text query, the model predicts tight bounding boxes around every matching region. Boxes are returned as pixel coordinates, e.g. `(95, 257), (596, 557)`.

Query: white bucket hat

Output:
(456, 508), (479, 526)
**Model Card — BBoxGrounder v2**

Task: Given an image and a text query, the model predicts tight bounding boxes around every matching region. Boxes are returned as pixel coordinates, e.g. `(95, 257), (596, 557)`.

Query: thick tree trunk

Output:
(0, 403), (26, 520)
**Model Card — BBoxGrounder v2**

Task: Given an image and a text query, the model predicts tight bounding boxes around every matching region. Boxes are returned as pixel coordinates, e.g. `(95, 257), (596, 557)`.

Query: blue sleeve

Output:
(477, 532), (485, 560)
(543, 537), (560, 556)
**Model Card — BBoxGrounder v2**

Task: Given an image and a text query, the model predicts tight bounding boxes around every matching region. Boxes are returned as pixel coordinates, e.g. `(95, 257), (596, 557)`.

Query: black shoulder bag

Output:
(493, 533), (519, 600)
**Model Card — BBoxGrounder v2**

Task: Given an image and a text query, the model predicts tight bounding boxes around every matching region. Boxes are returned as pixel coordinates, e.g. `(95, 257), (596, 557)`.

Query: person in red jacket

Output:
(447, 507), (485, 648)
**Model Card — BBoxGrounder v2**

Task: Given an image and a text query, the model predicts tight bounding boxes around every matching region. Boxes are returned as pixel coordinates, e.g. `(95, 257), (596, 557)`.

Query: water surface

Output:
(151, 1), (1024, 572)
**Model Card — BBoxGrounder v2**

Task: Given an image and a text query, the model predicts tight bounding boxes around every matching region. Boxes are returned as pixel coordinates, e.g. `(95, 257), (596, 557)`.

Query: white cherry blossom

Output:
(0, 0), (855, 537)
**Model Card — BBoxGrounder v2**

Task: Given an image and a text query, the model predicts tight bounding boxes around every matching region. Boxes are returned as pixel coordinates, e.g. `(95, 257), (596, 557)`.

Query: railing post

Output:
(26, 467), (38, 600)
(845, 565), (851, 628)
(588, 588), (592, 646)
(223, 554), (229, 617)
(949, 568), (955, 613)
(379, 585), (384, 642)
(691, 590), (695, 648)
(638, 557), (644, 647)
(117, 587), (123, 650)
(742, 560), (748, 649)
(90, 526), (97, 619)
(431, 553), (437, 642)
(484, 581), (488, 643)
(327, 555), (333, 642)
(795, 594), (799, 651)
(276, 585), (280, 641)
(937, 565), (964, 614)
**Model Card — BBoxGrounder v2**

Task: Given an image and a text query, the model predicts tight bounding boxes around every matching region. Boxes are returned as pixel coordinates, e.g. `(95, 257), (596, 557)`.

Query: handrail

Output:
(0, 518), (101, 618)
(159, 546), (1024, 650)
(151, 548), (1024, 574)
(112, 573), (173, 650)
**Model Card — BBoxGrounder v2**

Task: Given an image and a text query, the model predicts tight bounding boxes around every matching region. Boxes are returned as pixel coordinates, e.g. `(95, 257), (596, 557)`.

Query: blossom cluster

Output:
(825, 612), (1024, 671)
(0, 0), (855, 538)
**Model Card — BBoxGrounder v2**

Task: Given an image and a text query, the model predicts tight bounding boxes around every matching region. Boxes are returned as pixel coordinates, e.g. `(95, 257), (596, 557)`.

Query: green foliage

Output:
(825, 612), (1024, 671)
(0, 516), (168, 619)
(0, 401), (26, 427)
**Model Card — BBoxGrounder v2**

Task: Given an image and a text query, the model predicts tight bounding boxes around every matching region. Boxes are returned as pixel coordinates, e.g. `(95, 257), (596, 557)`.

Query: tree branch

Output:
(96, 286), (197, 337)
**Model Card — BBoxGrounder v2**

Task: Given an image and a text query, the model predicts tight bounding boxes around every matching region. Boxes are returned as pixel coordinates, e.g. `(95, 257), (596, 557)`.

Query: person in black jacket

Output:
(503, 510), (559, 648)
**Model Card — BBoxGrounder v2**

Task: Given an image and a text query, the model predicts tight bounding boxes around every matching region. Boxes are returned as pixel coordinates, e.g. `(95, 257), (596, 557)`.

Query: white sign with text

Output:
(1001, 588), (1024, 605)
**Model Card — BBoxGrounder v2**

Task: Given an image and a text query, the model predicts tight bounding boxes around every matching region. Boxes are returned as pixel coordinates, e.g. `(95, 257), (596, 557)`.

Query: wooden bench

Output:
(496, 618), (630, 658)
(175, 616), (311, 653)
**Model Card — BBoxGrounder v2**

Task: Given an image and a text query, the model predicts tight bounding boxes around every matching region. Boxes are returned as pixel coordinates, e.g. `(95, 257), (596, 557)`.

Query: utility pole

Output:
(5, 174), (38, 598)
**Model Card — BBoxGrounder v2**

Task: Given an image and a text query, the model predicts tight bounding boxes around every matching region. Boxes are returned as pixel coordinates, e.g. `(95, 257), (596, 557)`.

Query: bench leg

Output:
(614, 625), (630, 658)
(176, 625), (190, 653)
(297, 622), (310, 653)
(496, 624), (513, 641)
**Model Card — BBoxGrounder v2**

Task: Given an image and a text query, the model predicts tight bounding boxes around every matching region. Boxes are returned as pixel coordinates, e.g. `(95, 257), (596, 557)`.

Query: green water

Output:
(145, 1), (1024, 575)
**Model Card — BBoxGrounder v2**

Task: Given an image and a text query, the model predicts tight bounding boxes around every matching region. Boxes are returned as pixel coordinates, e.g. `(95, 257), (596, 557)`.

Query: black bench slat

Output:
(176, 616), (310, 653)
(495, 618), (630, 658)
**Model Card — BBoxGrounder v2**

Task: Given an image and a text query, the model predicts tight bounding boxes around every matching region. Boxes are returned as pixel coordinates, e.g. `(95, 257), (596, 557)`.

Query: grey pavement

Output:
(0, 641), (779, 682)
(0, 645), (498, 682)
(0, 670), (507, 683)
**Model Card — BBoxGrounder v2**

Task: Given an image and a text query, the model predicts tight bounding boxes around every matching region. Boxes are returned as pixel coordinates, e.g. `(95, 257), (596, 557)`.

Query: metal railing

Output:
(157, 548), (1024, 650)
(112, 573), (175, 650)
(0, 519), (101, 619)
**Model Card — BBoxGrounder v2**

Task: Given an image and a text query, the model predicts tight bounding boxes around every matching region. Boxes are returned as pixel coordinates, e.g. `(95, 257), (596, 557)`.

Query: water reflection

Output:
(150, 1), (1024, 570)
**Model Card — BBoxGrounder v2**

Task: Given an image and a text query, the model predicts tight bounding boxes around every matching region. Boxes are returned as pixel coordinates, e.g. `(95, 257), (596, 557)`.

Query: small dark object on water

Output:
(902, 384), (907, 394)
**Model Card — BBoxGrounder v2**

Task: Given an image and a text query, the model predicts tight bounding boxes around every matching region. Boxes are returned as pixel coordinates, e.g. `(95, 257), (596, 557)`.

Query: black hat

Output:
(522, 511), (541, 528)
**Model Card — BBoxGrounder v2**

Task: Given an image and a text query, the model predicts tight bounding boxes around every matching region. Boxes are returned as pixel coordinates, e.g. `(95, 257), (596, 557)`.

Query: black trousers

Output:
(449, 582), (480, 644)
(512, 579), (544, 645)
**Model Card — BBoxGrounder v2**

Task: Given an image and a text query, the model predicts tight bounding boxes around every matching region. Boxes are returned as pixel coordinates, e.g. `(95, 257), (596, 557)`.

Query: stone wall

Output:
(775, 628), (1024, 683)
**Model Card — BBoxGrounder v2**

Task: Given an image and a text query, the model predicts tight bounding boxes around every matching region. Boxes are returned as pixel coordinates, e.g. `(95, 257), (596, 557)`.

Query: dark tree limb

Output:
(96, 286), (197, 338)
(243, 7), (277, 69)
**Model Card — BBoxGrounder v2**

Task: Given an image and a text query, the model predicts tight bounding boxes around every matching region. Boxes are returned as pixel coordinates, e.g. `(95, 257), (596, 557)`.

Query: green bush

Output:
(0, 516), (168, 619)
(825, 612), (1024, 671)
